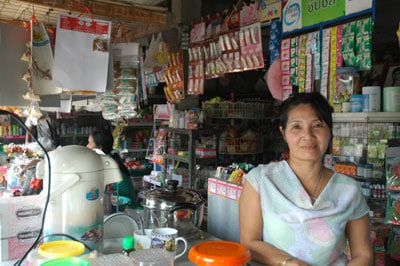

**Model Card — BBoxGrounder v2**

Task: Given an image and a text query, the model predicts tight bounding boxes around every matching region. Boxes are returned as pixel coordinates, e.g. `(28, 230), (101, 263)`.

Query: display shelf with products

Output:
(117, 120), (153, 154)
(56, 111), (106, 146)
(330, 112), (400, 226)
(115, 119), (154, 182)
(139, 104), (171, 190)
(163, 127), (217, 189)
(0, 114), (26, 145)
(201, 100), (270, 165)
(331, 112), (400, 180)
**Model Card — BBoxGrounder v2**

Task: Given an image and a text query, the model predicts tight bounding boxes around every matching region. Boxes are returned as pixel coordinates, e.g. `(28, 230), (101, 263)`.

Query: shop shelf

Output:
(219, 136), (263, 155)
(202, 101), (266, 119)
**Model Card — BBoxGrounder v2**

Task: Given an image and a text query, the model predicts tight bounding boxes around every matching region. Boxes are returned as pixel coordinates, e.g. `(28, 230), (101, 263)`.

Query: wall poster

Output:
(53, 14), (111, 92)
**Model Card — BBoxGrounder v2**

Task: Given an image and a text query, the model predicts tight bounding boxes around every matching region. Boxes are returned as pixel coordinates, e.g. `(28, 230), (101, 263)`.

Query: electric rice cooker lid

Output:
(142, 180), (204, 210)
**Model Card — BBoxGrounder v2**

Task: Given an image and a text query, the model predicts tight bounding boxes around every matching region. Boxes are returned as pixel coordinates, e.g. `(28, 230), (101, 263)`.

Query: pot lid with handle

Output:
(142, 180), (204, 210)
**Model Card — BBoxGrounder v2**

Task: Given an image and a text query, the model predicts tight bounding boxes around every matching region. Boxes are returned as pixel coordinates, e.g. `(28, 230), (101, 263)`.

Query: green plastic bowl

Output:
(40, 257), (90, 266)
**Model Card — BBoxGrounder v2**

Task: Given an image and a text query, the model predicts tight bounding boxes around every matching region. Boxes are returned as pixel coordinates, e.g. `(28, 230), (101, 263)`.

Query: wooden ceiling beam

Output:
(127, 23), (175, 41)
(10, 0), (176, 41)
(17, 0), (171, 25)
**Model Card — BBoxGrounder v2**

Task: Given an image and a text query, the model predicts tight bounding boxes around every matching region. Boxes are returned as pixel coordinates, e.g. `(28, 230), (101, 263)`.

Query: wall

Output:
(0, 23), (31, 107)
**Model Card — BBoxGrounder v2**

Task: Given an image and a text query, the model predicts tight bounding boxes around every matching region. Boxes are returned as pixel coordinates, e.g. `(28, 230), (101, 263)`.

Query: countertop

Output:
(1, 231), (262, 266)
(3, 230), (264, 266)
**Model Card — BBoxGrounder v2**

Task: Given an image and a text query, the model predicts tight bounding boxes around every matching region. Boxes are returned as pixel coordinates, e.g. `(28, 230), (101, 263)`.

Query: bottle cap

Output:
(122, 236), (135, 249)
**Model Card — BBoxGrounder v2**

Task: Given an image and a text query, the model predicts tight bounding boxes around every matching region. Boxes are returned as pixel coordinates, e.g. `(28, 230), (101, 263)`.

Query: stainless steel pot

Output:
(142, 180), (205, 239)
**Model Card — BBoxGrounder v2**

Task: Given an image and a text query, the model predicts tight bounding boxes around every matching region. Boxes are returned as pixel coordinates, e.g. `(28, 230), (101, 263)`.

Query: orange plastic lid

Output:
(188, 240), (251, 266)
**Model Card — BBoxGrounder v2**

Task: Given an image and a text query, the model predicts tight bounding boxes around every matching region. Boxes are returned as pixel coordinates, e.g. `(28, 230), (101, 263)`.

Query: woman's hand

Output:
(283, 258), (309, 266)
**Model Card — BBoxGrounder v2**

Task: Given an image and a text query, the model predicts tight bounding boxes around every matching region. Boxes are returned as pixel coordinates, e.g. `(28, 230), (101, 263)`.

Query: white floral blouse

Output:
(244, 160), (369, 266)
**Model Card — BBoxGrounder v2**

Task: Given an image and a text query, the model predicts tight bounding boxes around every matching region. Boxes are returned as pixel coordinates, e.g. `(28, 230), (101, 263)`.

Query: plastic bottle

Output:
(122, 236), (135, 256)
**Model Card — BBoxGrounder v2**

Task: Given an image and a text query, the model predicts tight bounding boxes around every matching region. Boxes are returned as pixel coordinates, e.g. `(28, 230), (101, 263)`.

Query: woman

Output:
(239, 92), (372, 266)
(87, 129), (137, 209)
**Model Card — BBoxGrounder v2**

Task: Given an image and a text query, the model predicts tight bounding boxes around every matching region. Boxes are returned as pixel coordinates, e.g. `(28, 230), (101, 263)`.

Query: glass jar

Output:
(335, 67), (360, 103)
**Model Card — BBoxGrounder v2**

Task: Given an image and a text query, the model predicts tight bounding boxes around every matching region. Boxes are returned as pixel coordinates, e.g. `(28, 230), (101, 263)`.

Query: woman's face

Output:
(86, 135), (97, 150)
(280, 104), (331, 162)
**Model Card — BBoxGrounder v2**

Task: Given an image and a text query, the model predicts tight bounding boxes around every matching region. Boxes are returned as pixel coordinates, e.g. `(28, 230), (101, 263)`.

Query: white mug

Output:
(151, 227), (187, 259)
(134, 229), (152, 250)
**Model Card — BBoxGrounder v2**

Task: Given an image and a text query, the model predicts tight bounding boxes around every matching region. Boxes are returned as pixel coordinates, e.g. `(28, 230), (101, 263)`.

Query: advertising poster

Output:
(53, 14), (111, 92)
(283, 0), (374, 33)
(260, 0), (282, 27)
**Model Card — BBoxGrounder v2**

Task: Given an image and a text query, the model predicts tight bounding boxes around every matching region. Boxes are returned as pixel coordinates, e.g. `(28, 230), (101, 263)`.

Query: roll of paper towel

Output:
(383, 86), (400, 112)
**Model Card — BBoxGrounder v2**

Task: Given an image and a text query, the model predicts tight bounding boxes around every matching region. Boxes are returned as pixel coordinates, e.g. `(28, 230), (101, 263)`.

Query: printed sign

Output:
(53, 14), (111, 92)
(282, 0), (373, 33)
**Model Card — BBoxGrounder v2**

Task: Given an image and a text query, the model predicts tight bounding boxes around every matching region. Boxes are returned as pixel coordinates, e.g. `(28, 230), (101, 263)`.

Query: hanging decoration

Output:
(30, 12), (58, 95)
(19, 11), (44, 124)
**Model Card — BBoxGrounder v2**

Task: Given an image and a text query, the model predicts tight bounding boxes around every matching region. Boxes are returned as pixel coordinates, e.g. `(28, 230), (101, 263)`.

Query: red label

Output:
(58, 15), (109, 34)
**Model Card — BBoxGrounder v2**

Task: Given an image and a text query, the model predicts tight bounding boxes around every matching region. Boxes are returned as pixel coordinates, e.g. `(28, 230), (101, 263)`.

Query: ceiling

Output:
(0, 0), (174, 41)
(1, 0), (398, 58)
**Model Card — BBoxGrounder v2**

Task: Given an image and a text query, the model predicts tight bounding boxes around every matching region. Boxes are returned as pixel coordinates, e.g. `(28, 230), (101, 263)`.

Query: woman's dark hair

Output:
(91, 129), (130, 176)
(279, 92), (333, 131)
(91, 130), (114, 154)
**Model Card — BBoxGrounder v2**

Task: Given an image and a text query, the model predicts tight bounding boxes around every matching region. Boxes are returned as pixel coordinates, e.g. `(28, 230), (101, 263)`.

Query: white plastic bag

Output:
(143, 33), (168, 70)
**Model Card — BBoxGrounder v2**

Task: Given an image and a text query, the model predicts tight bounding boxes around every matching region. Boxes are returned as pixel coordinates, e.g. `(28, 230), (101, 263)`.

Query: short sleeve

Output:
(243, 165), (263, 194)
(351, 183), (369, 220)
